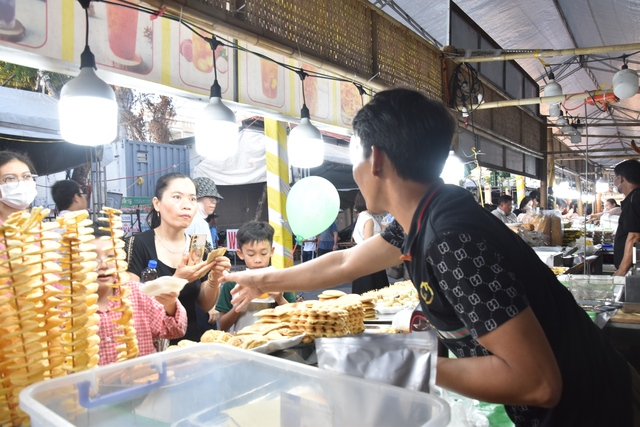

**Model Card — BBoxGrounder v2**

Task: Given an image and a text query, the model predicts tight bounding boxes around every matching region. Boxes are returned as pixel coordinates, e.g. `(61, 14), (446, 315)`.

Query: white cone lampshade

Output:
(288, 117), (324, 168)
(195, 94), (238, 159)
(59, 52), (117, 146)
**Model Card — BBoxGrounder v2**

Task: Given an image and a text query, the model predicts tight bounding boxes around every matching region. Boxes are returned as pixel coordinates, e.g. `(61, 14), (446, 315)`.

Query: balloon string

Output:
(286, 242), (297, 268)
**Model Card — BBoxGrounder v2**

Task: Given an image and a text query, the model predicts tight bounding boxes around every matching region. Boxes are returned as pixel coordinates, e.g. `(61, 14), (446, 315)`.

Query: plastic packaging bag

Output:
(315, 331), (438, 393)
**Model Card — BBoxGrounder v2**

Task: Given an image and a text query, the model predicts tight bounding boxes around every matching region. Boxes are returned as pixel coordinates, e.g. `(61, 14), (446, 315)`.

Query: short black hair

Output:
(519, 196), (532, 210)
(352, 88), (456, 183)
(529, 190), (540, 202)
(51, 180), (82, 211)
(498, 194), (513, 205)
(354, 191), (367, 212)
(614, 159), (640, 185)
(92, 220), (112, 238)
(237, 221), (274, 249)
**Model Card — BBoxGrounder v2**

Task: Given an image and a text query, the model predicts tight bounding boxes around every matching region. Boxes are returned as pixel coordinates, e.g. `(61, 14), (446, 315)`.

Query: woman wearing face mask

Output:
(124, 173), (231, 343)
(0, 150), (38, 222)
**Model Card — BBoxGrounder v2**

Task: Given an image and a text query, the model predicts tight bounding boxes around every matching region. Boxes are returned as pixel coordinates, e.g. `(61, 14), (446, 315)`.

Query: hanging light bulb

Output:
(59, 0), (117, 146)
(596, 176), (609, 193)
(558, 111), (574, 133)
(288, 69), (323, 168)
(543, 71), (563, 118)
(556, 110), (569, 129)
(555, 180), (571, 198)
(570, 127), (581, 144)
(440, 150), (465, 185)
(613, 57), (639, 99)
(195, 36), (238, 159)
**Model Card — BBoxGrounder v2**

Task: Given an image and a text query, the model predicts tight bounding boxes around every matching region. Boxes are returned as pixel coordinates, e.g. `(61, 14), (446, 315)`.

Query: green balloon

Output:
(286, 176), (340, 240)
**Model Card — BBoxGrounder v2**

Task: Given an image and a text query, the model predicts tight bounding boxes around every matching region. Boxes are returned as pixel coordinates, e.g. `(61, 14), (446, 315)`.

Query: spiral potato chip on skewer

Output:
(99, 207), (138, 362)
(0, 208), (66, 426)
(57, 210), (101, 374)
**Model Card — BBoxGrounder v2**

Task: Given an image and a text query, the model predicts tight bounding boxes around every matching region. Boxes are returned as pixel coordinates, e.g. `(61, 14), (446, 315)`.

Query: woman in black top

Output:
(125, 173), (230, 342)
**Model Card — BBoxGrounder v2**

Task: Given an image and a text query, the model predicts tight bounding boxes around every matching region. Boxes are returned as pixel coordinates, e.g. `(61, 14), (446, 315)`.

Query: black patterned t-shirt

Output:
(381, 182), (632, 427)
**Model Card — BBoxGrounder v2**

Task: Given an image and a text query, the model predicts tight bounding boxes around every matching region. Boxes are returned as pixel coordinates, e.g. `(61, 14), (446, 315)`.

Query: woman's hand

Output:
(207, 256), (232, 284)
(155, 291), (179, 316)
(174, 254), (215, 282)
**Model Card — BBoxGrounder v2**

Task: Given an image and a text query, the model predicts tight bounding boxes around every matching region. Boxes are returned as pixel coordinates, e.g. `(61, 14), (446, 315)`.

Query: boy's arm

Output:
(218, 309), (241, 332)
(216, 282), (239, 332)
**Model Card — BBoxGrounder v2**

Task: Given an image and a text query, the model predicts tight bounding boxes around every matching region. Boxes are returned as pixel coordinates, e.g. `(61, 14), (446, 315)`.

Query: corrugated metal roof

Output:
(372, 0), (640, 170)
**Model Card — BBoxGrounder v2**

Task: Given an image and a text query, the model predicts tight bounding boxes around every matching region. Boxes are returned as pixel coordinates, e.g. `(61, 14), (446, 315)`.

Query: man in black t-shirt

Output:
(224, 89), (639, 426)
(613, 160), (640, 276)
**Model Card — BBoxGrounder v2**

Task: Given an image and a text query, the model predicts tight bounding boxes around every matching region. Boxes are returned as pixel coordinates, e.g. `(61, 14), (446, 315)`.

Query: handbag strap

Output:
(126, 235), (135, 263)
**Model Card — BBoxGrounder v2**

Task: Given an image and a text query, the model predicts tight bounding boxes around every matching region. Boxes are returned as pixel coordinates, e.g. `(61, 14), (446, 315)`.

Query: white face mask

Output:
(0, 180), (37, 210)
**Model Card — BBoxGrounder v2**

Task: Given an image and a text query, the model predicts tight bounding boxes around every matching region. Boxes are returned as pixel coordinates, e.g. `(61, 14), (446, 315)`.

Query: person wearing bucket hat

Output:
(186, 177), (223, 248)
(187, 176), (225, 333)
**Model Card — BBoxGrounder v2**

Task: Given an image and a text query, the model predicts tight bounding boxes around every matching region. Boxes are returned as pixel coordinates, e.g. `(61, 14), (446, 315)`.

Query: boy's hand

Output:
(155, 291), (179, 316)
(269, 292), (287, 305)
(208, 308), (220, 324)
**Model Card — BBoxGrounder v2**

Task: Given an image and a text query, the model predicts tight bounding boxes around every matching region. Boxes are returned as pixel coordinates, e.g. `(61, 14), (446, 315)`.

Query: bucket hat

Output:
(193, 177), (223, 200)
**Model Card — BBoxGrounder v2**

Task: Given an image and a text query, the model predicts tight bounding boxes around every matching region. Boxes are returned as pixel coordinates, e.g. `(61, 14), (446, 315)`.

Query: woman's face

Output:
(0, 159), (32, 189)
(153, 177), (197, 230)
(604, 200), (614, 211)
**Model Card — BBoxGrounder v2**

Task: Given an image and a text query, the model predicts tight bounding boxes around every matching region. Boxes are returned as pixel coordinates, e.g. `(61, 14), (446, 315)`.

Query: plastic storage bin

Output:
(20, 344), (450, 427)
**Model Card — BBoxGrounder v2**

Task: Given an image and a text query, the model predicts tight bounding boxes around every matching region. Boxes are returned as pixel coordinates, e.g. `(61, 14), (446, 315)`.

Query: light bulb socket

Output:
(79, 45), (97, 70)
(300, 104), (310, 120)
(210, 79), (222, 98)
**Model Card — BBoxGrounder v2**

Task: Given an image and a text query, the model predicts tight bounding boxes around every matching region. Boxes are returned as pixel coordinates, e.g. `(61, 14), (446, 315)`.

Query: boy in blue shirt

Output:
(216, 221), (296, 332)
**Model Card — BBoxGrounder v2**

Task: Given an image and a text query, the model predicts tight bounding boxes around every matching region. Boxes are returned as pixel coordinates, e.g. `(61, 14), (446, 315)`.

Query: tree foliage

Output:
(0, 62), (70, 98)
(114, 87), (176, 143)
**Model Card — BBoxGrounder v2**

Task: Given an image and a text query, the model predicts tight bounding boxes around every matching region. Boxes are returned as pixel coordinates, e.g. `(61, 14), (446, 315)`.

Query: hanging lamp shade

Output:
(613, 64), (639, 99)
(440, 150), (464, 185)
(544, 75), (563, 98)
(59, 48), (117, 146)
(555, 113), (568, 127)
(195, 81), (238, 159)
(543, 73), (563, 118)
(596, 176), (609, 193)
(570, 128), (581, 144)
(288, 105), (324, 168)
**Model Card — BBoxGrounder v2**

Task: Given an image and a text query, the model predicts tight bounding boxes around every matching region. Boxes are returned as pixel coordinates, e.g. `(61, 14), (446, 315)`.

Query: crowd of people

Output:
(2, 87), (639, 426)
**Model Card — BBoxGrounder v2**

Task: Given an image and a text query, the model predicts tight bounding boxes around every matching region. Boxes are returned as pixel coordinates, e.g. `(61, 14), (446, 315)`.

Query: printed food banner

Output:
(0, 0), (364, 129)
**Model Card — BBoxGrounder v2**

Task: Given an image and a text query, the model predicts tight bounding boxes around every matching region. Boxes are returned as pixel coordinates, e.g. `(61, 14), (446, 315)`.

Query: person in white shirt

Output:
(491, 194), (518, 223)
(186, 177), (223, 248)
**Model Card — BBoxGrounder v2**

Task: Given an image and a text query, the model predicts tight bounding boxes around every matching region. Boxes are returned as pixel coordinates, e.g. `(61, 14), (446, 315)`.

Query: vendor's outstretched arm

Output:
(224, 234), (402, 311)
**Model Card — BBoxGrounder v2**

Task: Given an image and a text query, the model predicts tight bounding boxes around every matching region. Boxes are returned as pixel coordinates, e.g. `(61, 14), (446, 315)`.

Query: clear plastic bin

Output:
(20, 344), (450, 427)
(566, 275), (615, 301)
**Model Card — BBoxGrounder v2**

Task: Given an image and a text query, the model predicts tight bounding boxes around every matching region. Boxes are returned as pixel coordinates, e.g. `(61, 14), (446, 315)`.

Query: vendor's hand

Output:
(207, 256), (232, 284)
(223, 270), (267, 312)
(613, 269), (627, 277)
(208, 308), (220, 324)
(174, 254), (215, 282)
(155, 291), (179, 316)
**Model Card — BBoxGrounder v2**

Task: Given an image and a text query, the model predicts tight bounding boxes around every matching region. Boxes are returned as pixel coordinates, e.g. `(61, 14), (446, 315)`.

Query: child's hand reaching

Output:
(269, 292), (288, 305)
(155, 291), (179, 316)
